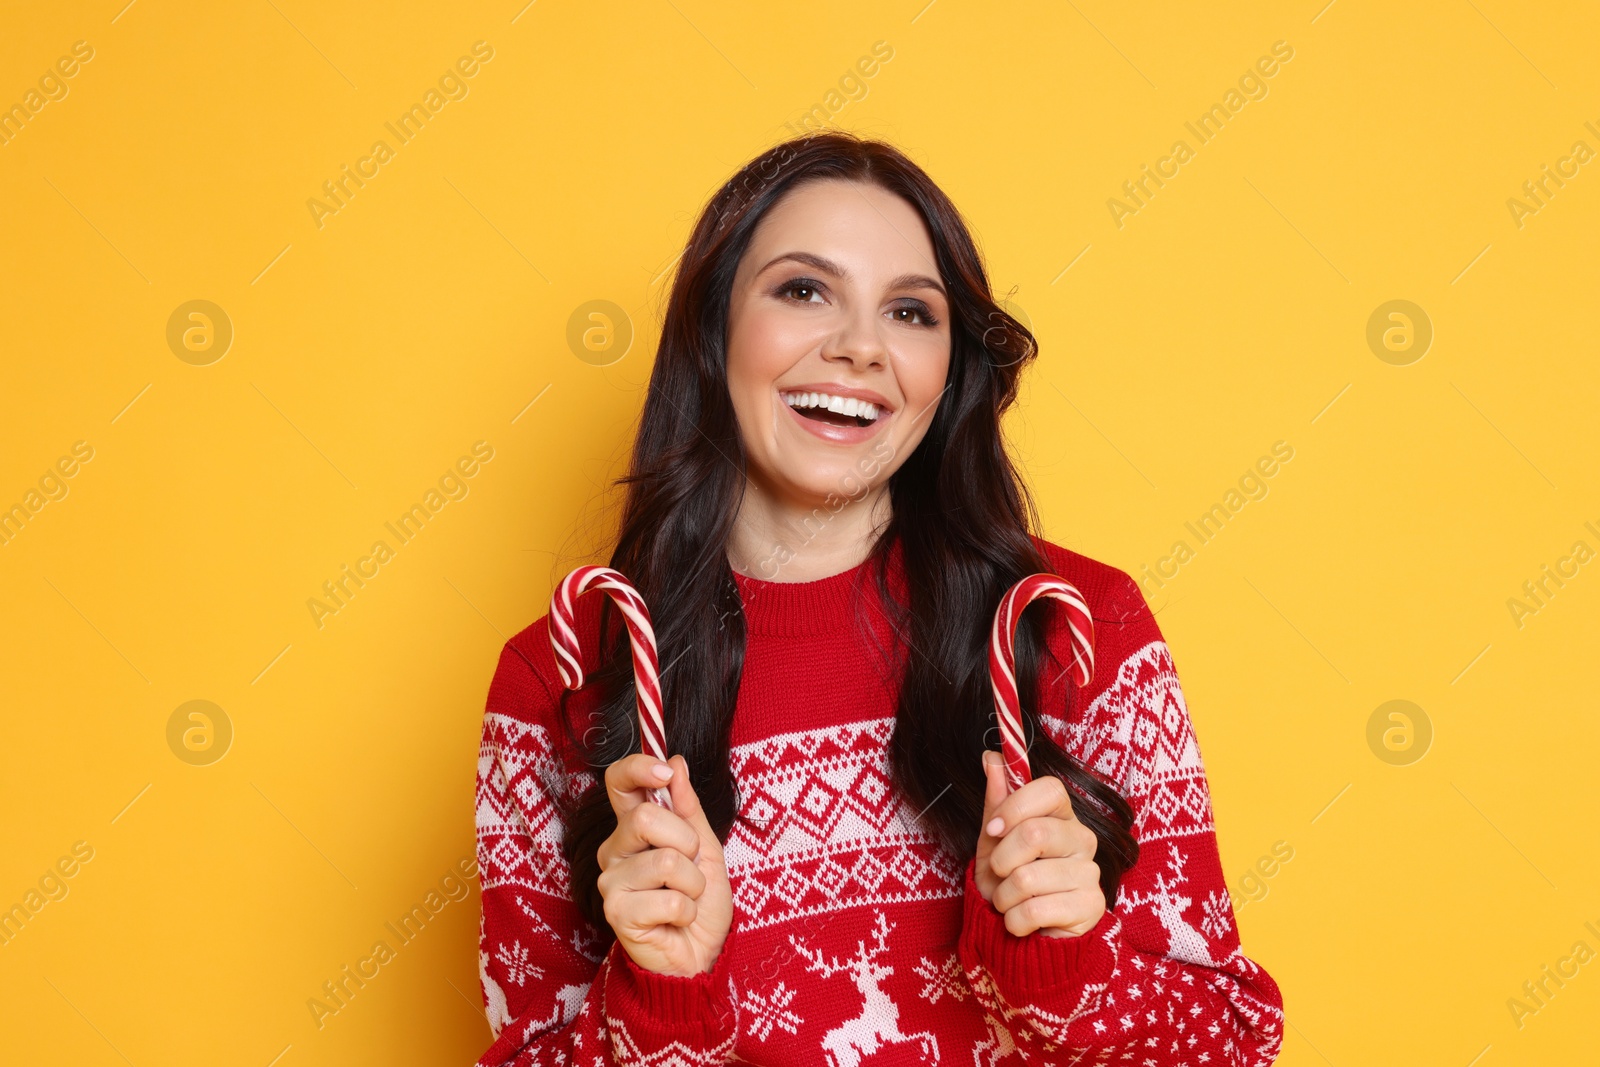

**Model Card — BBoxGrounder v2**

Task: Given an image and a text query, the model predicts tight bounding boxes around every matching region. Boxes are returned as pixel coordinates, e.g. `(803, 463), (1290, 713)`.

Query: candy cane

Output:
(989, 573), (1095, 792)
(550, 565), (672, 810)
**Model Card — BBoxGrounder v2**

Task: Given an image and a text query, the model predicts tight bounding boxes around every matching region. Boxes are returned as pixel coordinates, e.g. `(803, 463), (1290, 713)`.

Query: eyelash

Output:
(773, 276), (941, 328)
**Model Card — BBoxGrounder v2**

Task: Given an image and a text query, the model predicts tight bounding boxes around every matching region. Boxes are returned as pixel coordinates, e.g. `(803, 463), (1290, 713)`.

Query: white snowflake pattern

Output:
(913, 953), (969, 1005)
(495, 939), (542, 986)
(1199, 888), (1234, 941)
(743, 980), (803, 1041)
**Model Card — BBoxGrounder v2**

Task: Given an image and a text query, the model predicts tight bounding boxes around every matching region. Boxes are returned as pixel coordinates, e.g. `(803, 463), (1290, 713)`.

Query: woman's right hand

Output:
(596, 753), (732, 976)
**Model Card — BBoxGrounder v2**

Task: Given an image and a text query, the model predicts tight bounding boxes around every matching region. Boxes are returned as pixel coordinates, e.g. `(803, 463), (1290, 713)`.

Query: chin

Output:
(776, 464), (864, 504)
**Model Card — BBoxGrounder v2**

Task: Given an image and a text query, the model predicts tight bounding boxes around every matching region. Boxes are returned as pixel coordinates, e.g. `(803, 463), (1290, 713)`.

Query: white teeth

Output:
(781, 391), (881, 421)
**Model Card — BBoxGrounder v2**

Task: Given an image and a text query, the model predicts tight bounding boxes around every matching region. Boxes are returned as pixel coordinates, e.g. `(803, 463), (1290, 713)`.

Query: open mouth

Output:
(780, 390), (886, 430)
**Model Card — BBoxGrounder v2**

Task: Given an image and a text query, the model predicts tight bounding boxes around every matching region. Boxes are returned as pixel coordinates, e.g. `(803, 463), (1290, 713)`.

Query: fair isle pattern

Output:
(960, 851), (1286, 1067)
(914, 953), (969, 1006)
(1100, 952), (1280, 1066)
(478, 713), (584, 898)
(964, 946), (1273, 1067)
(964, 915), (1121, 1058)
(964, 963), (1109, 1061)
(1041, 639), (1214, 843)
(723, 717), (964, 930)
(483, 991), (608, 1067)
(1118, 841), (1241, 968)
(788, 910), (943, 1064)
(472, 554), (1285, 1065)
(605, 1000), (738, 1066)
(741, 979), (804, 1041)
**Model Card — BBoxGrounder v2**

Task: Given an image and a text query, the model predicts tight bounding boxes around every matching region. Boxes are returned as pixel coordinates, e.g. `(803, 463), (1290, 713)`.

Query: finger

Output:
(975, 751), (1008, 879)
(983, 773), (1077, 840)
(597, 844), (708, 899)
(664, 755), (707, 829)
(980, 750), (1008, 828)
(664, 755), (723, 859)
(604, 888), (699, 932)
(597, 797), (701, 870)
(604, 753), (678, 818)
(1002, 888), (1105, 938)
(990, 857), (1101, 913)
(989, 814), (1097, 879)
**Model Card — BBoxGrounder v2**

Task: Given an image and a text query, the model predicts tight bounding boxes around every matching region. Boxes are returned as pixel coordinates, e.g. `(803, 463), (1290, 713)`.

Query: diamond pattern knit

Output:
(473, 535), (1285, 1066)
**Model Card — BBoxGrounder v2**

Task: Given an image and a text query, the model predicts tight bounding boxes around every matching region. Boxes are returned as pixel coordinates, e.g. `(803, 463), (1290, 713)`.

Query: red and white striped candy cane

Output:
(989, 573), (1095, 793)
(550, 565), (672, 810)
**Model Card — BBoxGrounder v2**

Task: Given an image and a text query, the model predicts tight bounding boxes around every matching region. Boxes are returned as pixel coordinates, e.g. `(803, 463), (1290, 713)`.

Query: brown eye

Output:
(775, 277), (826, 304)
(891, 303), (939, 327)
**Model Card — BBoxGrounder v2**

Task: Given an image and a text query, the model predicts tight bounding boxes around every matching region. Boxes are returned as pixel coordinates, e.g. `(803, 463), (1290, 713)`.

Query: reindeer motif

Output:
(1118, 842), (1235, 967)
(972, 1015), (1017, 1067)
(536, 981), (589, 1030)
(478, 947), (512, 1034)
(478, 946), (587, 1036)
(790, 912), (940, 1066)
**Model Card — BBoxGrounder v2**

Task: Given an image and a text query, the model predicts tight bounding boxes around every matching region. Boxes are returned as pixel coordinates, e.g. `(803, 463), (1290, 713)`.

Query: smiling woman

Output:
(473, 131), (1284, 1066)
(720, 178), (953, 575)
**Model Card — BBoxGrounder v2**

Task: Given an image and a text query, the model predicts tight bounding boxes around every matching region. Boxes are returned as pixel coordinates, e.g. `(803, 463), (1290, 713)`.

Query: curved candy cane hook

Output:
(550, 565), (671, 810)
(989, 573), (1095, 793)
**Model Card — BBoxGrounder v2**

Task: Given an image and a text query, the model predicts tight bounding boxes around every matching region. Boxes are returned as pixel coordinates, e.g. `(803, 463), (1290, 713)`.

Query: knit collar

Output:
(731, 533), (905, 638)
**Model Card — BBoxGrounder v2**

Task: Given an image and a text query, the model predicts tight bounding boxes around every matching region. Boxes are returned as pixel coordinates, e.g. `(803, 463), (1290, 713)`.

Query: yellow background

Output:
(2, 0), (1596, 1063)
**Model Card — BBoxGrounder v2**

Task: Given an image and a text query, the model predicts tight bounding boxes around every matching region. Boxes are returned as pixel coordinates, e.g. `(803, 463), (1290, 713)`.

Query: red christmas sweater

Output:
(473, 534), (1285, 1065)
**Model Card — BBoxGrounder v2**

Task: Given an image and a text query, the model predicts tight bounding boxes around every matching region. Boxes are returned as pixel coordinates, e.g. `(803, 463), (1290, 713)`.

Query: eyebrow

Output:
(758, 250), (947, 299)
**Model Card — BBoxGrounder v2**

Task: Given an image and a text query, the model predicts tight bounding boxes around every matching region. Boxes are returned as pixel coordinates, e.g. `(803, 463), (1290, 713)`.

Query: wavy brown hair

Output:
(557, 130), (1138, 934)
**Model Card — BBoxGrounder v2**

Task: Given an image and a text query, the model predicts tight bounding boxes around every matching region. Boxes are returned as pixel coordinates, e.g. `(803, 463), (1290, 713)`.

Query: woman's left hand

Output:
(974, 750), (1107, 938)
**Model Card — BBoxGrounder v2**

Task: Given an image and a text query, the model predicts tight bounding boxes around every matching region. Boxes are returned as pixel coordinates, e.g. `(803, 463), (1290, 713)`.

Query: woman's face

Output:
(725, 178), (952, 510)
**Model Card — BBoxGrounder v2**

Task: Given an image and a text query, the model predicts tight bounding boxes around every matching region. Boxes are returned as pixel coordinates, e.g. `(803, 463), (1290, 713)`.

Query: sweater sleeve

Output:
(957, 569), (1285, 1066)
(473, 638), (740, 1067)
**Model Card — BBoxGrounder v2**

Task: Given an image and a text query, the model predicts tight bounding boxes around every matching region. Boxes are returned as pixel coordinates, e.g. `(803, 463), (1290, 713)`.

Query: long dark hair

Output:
(558, 130), (1138, 933)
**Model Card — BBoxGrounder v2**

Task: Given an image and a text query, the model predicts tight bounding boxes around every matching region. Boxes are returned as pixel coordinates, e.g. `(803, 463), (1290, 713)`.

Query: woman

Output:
(474, 131), (1284, 1065)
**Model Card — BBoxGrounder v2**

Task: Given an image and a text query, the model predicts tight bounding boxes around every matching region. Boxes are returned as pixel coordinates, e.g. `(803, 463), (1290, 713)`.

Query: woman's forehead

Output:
(740, 181), (939, 283)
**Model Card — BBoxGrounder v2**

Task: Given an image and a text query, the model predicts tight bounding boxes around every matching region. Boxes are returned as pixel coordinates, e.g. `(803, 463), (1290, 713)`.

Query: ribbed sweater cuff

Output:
(959, 857), (1120, 991)
(602, 936), (738, 1045)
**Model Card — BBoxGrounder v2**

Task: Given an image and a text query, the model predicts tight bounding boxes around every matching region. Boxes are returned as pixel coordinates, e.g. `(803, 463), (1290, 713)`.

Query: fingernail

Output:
(986, 817), (1003, 836)
(652, 762), (673, 781)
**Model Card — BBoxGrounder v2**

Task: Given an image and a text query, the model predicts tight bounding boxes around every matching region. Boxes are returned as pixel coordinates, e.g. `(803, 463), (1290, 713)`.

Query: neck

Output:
(726, 473), (892, 583)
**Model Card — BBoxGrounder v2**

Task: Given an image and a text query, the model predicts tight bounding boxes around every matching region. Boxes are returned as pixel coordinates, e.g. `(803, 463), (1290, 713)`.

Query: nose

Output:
(821, 303), (887, 370)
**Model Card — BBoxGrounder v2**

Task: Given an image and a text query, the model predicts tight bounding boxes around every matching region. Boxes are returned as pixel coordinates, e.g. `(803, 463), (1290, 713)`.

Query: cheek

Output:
(731, 304), (821, 373)
(725, 313), (781, 436)
(726, 307), (822, 415)
(890, 338), (951, 431)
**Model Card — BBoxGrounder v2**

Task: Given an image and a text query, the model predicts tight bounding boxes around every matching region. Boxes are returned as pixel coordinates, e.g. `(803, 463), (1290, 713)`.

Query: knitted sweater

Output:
(473, 534), (1285, 1065)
